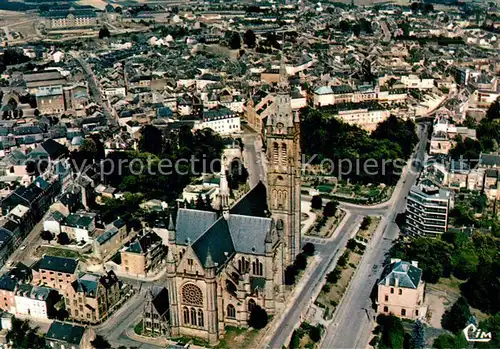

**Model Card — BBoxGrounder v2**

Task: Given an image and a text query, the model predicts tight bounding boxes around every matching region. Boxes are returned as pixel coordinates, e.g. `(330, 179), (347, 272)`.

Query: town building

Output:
(65, 271), (120, 323)
(35, 86), (65, 115)
(142, 286), (170, 336)
(60, 211), (96, 243)
(195, 107), (241, 135)
(45, 321), (95, 349)
(14, 284), (60, 319)
(377, 259), (427, 320)
(32, 255), (80, 291)
(120, 230), (165, 277)
(42, 6), (98, 30)
(405, 183), (454, 237)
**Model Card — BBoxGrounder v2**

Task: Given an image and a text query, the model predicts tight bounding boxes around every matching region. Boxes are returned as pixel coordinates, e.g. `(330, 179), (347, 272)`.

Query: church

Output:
(164, 62), (301, 344)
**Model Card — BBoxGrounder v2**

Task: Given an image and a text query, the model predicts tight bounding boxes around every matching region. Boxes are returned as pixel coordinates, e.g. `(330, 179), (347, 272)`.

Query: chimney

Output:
(390, 258), (401, 264)
(395, 277), (399, 287)
(411, 261), (419, 268)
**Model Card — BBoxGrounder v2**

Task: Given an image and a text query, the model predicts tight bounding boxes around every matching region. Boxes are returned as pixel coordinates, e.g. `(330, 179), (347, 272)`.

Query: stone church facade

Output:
(165, 62), (301, 344)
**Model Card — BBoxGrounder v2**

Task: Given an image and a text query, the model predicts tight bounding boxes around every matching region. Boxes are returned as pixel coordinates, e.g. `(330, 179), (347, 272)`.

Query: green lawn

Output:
(37, 246), (84, 260)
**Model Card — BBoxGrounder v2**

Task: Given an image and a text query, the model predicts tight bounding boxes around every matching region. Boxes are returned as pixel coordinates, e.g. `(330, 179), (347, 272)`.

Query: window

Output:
(401, 309), (406, 316)
(190, 308), (197, 326)
(273, 143), (279, 164)
(384, 295), (388, 302)
(227, 304), (236, 318)
(281, 144), (287, 165)
(183, 307), (189, 324)
(188, 259), (193, 266)
(390, 288), (394, 294)
(248, 299), (256, 312)
(383, 306), (388, 312)
(416, 310), (419, 316)
(398, 289), (402, 295)
(198, 309), (204, 327)
(182, 284), (203, 306)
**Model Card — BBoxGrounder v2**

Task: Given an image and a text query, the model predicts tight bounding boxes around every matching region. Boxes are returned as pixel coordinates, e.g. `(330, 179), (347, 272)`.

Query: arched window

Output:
(401, 308), (406, 316)
(198, 309), (204, 327)
(248, 299), (256, 312)
(182, 283), (203, 306)
(238, 259), (242, 272)
(255, 259), (263, 276)
(383, 306), (388, 313)
(226, 280), (237, 297)
(281, 144), (287, 165)
(252, 261), (256, 275)
(273, 143), (279, 165)
(190, 307), (197, 326)
(183, 307), (190, 324)
(281, 191), (287, 208)
(227, 304), (236, 318)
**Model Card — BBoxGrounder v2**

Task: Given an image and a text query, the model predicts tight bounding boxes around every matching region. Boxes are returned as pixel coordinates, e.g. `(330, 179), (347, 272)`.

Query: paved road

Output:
(320, 124), (429, 349)
(266, 213), (363, 348)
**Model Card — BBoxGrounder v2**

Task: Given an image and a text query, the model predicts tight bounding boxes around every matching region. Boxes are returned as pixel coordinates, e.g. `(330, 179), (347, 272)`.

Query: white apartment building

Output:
(334, 108), (390, 131)
(15, 285), (56, 319)
(196, 107), (241, 135)
(405, 184), (454, 237)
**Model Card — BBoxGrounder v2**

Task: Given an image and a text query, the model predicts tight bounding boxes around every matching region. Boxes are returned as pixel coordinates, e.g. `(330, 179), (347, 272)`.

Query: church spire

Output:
(205, 245), (215, 269)
(219, 168), (230, 219)
(278, 55), (288, 90)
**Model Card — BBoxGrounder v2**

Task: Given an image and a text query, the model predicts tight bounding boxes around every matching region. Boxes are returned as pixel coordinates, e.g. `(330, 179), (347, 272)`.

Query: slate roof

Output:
(480, 153), (500, 167)
(378, 260), (422, 289)
(149, 286), (169, 316)
(73, 273), (99, 297)
(126, 231), (162, 254)
(175, 209), (218, 246)
(192, 218), (235, 269)
(0, 275), (17, 291)
(46, 321), (86, 345)
(34, 255), (78, 274)
(230, 181), (268, 218)
(227, 215), (272, 255)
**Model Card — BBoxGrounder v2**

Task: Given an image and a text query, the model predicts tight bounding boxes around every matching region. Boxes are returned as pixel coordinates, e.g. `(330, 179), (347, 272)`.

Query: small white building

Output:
(15, 285), (57, 319)
(43, 211), (66, 235)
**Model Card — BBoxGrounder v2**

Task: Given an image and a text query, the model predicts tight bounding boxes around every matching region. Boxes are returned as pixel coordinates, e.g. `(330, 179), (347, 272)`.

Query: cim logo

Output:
(463, 324), (492, 343)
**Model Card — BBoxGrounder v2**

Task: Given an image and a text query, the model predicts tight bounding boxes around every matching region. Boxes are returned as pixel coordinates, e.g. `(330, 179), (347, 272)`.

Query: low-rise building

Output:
(377, 259), (427, 320)
(45, 321), (95, 349)
(60, 211), (96, 243)
(65, 271), (120, 323)
(36, 86), (65, 115)
(32, 255), (80, 291)
(120, 231), (165, 277)
(142, 286), (170, 336)
(14, 284), (60, 319)
(195, 107), (241, 135)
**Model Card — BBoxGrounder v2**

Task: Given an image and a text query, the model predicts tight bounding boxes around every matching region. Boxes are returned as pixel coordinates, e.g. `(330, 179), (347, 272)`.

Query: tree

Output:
(229, 32), (241, 50)
(57, 232), (70, 245)
(248, 305), (268, 329)
(326, 268), (341, 283)
(40, 230), (54, 242)
(360, 216), (372, 230)
(477, 313), (500, 349)
(243, 29), (256, 48)
(91, 335), (111, 349)
(34, 108), (40, 117)
(378, 314), (405, 349)
(441, 297), (472, 333)
(284, 265), (297, 285)
(99, 26), (110, 39)
(433, 333), (468, 349)
(339, 20), (351, 32)
(411, 2), (420, 12)
(352, 23), (361, 37)
(346, 238), (357, 250)
(323, 200), (338, 217)
(6, 318), (46, 349)
(139, 125), (162, 155)
(303, 242), (315, 256)
(311, 195), (322, 210)
(410, 319), (425, 349)
(309, 325), (322, 342)
(294, 253), (307, 270)
(461, 260), (500, 314)
(486, 98), (500, 120)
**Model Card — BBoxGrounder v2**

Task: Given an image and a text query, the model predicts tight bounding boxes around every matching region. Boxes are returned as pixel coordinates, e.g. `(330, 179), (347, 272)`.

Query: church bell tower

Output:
(265, 57), (302, 267)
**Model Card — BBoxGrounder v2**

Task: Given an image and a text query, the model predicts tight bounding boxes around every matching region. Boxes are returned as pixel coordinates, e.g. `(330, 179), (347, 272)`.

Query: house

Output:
(60, 211), (96, 243)
(14, 284), (60, 319)
(377, 259), (427, 320)
(45, 321), (95, 349)
(0, 228), (13, 270)
(120, 230), (165, 277)
(65, 271), (120, 323)
(32, 255), (80, 291)
(195, 107), (241, 135)
(94, 218), (131, 260)
(0, 275), (18, 314)
(142, 286), (170, 336)
(43, 211), (67, 235)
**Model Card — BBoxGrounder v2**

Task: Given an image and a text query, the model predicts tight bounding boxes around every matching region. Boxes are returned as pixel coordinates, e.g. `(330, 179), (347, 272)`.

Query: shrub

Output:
(360, 216), (372, 230)
(346, 238), (357, 250)
(322, 283), (331, 293)
(285, 265), (297, 285)
(294, 253), (308, 270)
(303, 242), (315, 256)
(338, 251), (350, 267)
(309, 325), (322, 342)
(248, 305), (268, 329)
(326, 268), (341, 283)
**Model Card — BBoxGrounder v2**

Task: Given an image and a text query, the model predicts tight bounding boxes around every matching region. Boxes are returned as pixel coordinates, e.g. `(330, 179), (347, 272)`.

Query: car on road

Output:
(19, 245), (26, 251)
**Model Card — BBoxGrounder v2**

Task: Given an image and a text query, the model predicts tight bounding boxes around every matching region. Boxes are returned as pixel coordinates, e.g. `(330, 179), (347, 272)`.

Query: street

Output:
(320, 124), (428, 348)
(266, 124), (428, 348)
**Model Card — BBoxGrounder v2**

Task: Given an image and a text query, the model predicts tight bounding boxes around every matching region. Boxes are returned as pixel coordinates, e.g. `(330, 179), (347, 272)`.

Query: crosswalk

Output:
(302, 236), (329, 245)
